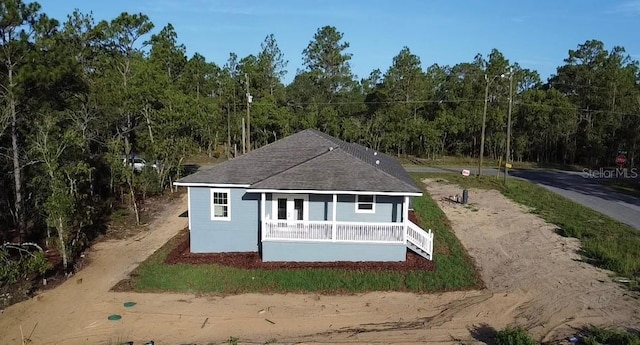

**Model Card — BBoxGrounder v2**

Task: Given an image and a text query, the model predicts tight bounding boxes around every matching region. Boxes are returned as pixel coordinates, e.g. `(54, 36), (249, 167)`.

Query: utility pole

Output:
(245, 73), (252, 152)
(504, 67), (513, 185)
(242, 117), (246, 154)
(479, 75), (490, 177)
(479, 72), (506, 177)
(226, 105), (231, 158)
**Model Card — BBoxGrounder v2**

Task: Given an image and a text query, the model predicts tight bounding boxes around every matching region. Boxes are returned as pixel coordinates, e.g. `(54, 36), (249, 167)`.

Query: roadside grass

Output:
(581, 325), (640, 345)
(118, 177), (482, 294)
(601, 179), (640, 198)
(415, 172), (640, 281)
(491, 325), (640, 345)
(400, 155), (584, 171)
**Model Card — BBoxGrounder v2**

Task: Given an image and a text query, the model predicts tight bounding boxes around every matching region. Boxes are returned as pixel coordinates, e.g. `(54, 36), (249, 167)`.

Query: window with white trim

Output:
(355, 194), (375, 213)
(211, 189), (231, 221)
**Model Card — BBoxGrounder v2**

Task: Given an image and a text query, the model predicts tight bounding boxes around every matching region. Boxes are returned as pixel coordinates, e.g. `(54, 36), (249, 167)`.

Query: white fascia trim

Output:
(187, 187), (192, 230)
(173, 182), (251, 188)
(249, 189), (422, 197)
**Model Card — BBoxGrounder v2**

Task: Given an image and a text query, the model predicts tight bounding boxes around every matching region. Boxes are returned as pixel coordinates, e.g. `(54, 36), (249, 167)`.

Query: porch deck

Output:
(263, 220), (405, 243)
(262, 211), (434, 261)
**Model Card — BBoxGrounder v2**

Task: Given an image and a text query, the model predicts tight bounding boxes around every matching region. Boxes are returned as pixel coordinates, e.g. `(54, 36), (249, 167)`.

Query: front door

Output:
(273, 194), (308, 221)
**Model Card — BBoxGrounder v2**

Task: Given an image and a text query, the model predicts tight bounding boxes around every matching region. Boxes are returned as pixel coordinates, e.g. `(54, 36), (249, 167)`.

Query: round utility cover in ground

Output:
(108, 314), (122, 321)
(123, 302), (136, 308)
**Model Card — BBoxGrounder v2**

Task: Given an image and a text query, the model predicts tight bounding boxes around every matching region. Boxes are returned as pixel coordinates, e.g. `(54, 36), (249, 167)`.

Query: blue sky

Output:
(37, 0), (640, 84)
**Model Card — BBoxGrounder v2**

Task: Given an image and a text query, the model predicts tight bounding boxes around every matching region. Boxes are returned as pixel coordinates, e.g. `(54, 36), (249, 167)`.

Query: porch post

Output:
(403, 196), (409, 243)
(332, 194), (337, 241)
(261, 192), (266, 241)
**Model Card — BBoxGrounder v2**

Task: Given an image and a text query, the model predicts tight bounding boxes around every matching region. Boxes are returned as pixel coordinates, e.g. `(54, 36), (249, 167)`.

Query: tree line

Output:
(1, 1), (639, 276)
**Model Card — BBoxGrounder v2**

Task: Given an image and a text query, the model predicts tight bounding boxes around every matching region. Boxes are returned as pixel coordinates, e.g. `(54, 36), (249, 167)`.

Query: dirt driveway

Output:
(0, 181), (638, 345)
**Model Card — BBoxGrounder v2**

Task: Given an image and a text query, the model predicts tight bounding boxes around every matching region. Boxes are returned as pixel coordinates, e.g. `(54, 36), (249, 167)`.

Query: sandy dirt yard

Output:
(0, 180), (638, 345)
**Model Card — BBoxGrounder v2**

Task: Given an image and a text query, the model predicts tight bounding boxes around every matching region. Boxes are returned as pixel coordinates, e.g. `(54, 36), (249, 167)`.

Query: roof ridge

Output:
(250, 129), (417, 191)
(310, 129), (419, 188)
(308, 129), (419, 192)
(250, 141), (333, 186)
(335, 145), (420, 192)
(306, 129), (345, 148)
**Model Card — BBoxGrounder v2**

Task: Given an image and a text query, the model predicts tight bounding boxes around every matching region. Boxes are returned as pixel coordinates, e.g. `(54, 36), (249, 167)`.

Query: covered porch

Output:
(255, 190), (434, 261)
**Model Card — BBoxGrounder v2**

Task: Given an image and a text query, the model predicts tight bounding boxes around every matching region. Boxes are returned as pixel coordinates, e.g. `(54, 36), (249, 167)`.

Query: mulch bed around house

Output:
(165, 211), (435, 272)
(408, 209), (420, 224)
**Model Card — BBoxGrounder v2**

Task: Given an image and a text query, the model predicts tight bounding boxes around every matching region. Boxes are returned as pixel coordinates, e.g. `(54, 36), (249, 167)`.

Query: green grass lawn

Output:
(117, 176), (482, 294)
(580, 325), (640, 345)
(400, 155), (584, 171)
(415, 173), (640, 281)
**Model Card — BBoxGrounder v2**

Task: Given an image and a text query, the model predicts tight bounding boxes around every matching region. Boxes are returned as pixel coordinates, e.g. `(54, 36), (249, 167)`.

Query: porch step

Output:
(405, 220), (434, 261)
(406, 241), (432, 260)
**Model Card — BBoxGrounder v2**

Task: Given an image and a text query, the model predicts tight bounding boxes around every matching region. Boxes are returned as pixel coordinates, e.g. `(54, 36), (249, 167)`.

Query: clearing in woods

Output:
(0, 179), (637, 344)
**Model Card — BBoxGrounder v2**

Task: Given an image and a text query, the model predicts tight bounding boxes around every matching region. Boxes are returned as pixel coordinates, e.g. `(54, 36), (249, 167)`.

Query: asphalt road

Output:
(405, 166), (640, 231)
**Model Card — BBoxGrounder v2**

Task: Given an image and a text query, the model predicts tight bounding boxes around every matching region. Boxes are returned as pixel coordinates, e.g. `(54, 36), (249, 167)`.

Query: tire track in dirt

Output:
(295, 292), (495, 338)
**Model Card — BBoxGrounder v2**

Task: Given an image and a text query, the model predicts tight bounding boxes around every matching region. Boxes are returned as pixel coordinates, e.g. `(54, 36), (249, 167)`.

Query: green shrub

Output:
(583, 326), (640, 345)
(136, 167), (162, 198)
(495, 326), (537, 345)
(0, 249), (51, 286)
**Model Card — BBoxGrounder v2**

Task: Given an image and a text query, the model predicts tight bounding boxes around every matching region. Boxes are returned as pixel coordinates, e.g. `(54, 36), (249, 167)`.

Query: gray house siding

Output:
(336, 195), (403, 223)
(189, 187), (259, 253)
(309, 194), (332, 221)
(263, 193), (403, 223)
(265, 193), (331, 221)
(261, 241), (406, 262)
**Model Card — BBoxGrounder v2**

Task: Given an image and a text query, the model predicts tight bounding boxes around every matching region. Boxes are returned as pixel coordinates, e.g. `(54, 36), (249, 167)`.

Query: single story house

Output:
(173, 129), (434, 262)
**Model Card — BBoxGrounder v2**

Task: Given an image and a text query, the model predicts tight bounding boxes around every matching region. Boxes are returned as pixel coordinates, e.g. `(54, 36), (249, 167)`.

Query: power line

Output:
(279, 99), (640, 118)
(546, 81), (625, 91)
(217, 97), (640, 118)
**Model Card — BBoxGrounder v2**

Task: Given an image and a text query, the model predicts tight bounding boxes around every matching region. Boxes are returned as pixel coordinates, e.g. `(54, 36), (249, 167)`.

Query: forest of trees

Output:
(1, 1), (639, 280)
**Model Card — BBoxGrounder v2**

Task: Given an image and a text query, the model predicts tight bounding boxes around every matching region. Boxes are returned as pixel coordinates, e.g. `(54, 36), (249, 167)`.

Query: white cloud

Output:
(609, 0), (640, 16)
(510, 16), (530, 23)
(181, 24), (256, 33)
(138, 0), (364, 19)
(518, 58), (556, 67)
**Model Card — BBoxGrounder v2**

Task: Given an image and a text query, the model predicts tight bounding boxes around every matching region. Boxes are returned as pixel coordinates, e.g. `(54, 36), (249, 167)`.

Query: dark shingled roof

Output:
(176, 129), (421, 194)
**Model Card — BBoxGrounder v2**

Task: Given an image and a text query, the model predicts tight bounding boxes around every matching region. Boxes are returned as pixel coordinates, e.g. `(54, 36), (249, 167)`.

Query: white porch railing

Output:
(263, 220), (404, 243)
(336, 222), (404, 242)
(262, 219), (434, 260)
(263, 220), (333, 241)
(406, 221), (434, 260)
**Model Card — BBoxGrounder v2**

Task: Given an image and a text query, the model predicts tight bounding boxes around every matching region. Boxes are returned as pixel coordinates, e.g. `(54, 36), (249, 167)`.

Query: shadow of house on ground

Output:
(468, 323), (498, 345)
